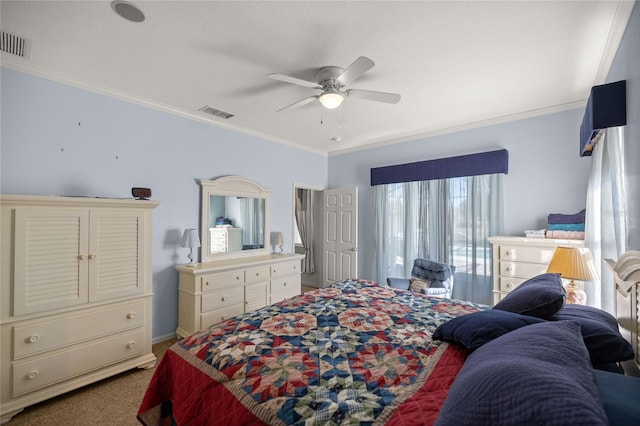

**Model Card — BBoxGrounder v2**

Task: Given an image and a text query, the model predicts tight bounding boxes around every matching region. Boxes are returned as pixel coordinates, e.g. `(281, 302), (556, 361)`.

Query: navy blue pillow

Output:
(550, 304), (634, 364)
(436, 321), (608, 425)
(433, 310), (544, 351)
(493, 273), (565, 319)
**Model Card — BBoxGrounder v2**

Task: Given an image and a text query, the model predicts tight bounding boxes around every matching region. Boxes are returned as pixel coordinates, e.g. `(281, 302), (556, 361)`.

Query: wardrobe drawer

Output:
(499, 277), (529, 293)
(200, 304), (244, 329)
(12, 301), (145, 360)
(500, 245), (557, 263)
(245, 266), (270, 285)
(12, 328), (145, 396)
(201, 286), (244, 312)
(499, 261), (548, 278)
(200, 271), (244, 292)
(271, 261), (300, 278)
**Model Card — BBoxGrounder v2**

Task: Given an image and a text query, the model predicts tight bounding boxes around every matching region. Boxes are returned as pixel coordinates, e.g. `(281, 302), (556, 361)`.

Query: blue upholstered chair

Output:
(386, 258), (456, 298)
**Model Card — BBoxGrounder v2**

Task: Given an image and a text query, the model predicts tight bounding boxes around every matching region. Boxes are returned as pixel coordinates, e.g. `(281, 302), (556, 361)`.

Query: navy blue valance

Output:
(579, 80), (626, 157)
(370, 149), (509, 186)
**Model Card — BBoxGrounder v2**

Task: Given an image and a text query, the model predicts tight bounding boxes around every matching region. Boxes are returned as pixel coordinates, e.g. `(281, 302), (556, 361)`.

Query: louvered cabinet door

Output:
(13, 208), (90, 315)
(88, 210), (145, 302)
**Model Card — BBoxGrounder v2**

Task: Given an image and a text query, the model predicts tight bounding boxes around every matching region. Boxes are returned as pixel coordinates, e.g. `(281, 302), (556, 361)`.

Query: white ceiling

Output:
(0, 1), (635, 154)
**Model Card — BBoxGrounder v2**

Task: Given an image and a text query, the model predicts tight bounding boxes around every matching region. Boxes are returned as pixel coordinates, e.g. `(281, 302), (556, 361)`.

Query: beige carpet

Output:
(7, 338), (178, 426)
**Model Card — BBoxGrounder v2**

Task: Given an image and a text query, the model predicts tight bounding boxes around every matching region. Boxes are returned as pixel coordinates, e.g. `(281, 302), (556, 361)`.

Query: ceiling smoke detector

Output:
(111, 1), (145, 23)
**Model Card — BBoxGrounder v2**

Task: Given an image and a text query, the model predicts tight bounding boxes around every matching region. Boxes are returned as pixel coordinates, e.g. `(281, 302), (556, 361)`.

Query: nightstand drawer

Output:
(500, 245), (557, 263)
(12, 328), (145, 397)
(201, 271), (244, 292)
(499, 261), (548, 278)
(201, 285), (244, 311)
(245, 266), (270, 285)
(13, 301), (145, 360)
(499, 277), (528, 293)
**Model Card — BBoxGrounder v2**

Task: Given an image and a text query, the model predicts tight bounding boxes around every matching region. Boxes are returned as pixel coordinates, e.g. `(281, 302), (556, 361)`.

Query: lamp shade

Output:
(546, 246), (596, 282)
(180, 228), (201, 249)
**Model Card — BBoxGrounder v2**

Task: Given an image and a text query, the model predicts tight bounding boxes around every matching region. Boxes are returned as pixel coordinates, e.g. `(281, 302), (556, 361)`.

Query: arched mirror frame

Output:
(200, 176), (271, 262)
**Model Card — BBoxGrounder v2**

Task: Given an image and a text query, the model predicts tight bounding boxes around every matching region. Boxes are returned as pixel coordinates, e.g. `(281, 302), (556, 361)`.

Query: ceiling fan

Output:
(268, 56), (401, 112)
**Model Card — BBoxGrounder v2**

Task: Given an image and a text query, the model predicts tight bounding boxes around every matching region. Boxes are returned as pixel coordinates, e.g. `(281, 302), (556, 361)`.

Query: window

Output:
(374, 174), (503, 305)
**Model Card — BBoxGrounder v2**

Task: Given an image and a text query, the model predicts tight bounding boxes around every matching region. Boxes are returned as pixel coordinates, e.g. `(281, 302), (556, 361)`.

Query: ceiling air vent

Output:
(199, 105), (234, 119)
(0, 30), (31, 58)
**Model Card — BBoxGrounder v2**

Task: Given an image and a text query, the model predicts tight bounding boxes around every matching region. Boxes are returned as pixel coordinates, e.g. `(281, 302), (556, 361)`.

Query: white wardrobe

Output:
(0, 195), (158, 423)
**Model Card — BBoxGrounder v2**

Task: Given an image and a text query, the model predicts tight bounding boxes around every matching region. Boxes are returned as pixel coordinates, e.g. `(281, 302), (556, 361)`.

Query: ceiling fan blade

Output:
(346, 89), (401, 104)
(276, 96), (318, 112)
(268, 73), (320, 89)
(337, 56), (375, 86)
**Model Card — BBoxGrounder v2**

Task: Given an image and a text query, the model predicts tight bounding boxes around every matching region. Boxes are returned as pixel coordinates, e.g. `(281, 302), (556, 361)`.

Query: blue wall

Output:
(328, 109), (593, 280)
(0, 69), (328, 340)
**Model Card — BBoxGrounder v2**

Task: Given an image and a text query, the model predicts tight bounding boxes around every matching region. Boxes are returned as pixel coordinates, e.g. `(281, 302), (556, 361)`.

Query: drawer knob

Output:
(27, 370), (39, 380)
(205, 282), (210, 287)
(256, 272), (259, 277)
(506, 283), (513, 289)
(221, 296), (227, 302)
(505, 266), (512, 272)
(283, 282), (287, 286)
(88, 254), (96, 259)
(506, 250), (513, 256)
(77, 254), (85, 260)
(236, 276), (240, 280)
(273, 269), (277, 273)
(127, 342), (136, 349)
(28, 335), (40, 343)
(222, 315), (227, 320)
(127, 312), (137, 319)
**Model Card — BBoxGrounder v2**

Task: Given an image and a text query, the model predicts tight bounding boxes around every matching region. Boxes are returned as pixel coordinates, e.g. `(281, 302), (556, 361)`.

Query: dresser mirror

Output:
(200, 176), (271, 262)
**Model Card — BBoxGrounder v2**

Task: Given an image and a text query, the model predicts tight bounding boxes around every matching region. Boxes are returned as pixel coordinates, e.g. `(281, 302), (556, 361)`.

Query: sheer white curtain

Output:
(585, 127), (627, 313)
(295, 189), (315, 273)
(240, 198), (264, 248)
(374, 174), (503, 305)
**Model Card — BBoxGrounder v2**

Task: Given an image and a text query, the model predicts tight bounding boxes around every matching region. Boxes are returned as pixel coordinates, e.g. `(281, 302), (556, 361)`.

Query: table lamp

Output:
(546, 246), (597, 305)
(181, 228), (201, 266)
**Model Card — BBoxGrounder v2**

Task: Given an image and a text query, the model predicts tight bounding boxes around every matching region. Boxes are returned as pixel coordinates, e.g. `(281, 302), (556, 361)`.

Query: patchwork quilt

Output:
(137, 279), (485, 425)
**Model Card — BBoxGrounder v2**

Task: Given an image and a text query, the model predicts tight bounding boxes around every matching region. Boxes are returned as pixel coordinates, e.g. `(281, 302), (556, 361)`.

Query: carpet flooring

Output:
(7, 338), (178, 426)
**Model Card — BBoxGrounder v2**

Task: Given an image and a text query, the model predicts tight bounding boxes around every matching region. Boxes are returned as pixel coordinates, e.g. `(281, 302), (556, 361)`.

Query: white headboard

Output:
(605, 251), (640, 375)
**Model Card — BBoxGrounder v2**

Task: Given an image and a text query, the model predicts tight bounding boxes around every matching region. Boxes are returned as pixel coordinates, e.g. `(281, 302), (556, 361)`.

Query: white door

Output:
(322, 187), (358, 287)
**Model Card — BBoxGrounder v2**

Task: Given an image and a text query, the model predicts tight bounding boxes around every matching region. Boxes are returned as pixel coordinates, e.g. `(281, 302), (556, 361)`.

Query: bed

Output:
(138, 276), (639, 425)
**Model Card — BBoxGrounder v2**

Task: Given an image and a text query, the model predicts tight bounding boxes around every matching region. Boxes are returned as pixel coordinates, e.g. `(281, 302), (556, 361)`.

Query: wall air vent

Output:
(199, 105), (234, 119)
(0, 30), (31, 58)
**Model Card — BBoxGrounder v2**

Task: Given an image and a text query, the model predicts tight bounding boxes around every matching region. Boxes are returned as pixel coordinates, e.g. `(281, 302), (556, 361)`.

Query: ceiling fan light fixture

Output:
(319, 89), (344, 110)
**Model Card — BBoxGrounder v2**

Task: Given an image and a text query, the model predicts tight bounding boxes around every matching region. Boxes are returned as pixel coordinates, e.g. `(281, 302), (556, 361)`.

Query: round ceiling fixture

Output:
(111, 1), (145, 23)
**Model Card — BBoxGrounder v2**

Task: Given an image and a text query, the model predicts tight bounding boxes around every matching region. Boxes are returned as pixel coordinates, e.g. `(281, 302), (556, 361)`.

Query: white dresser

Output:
(488, 236), (584, 305)
(176, 254), (304, 337)
(0, 195), (158, 423)
(210, 227), (242, 253)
